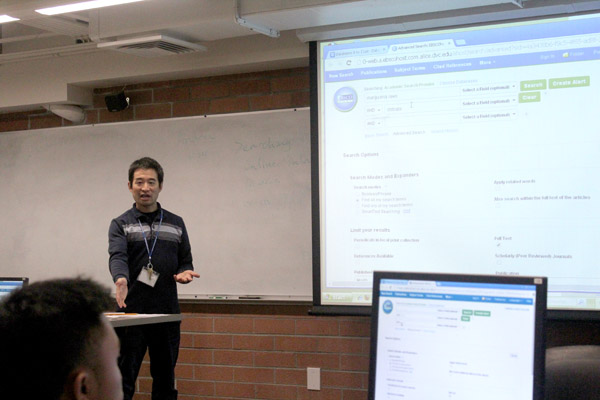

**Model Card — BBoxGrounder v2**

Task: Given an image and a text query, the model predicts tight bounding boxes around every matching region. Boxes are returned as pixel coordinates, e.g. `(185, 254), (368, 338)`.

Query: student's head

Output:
(0, 278), (122, 400)
(128, 157), (164, 212)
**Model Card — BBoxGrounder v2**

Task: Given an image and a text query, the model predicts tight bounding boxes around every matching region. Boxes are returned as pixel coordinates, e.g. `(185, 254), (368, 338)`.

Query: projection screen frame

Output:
(310, 10), (600, 320)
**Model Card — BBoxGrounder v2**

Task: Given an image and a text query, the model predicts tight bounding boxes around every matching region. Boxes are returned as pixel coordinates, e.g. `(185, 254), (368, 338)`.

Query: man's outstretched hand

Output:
(174, 270), (200, 284)
(115, 277), (128, 308)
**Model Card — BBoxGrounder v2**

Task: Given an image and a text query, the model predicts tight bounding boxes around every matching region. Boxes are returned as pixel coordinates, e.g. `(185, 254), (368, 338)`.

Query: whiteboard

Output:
(0, 108), (312, 301)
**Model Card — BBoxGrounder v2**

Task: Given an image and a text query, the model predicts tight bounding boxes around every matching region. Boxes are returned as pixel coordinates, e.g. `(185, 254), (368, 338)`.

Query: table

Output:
(105, 313), (182, 328)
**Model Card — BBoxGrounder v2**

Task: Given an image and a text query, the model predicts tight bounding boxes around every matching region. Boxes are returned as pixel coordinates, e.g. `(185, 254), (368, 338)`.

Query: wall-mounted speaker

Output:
(105, 91), (130, 112)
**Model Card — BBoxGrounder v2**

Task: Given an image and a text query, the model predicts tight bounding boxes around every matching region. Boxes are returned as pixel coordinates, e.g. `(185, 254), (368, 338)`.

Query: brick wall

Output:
(0, 67), (310, 132)
(141, 309), (372, 400)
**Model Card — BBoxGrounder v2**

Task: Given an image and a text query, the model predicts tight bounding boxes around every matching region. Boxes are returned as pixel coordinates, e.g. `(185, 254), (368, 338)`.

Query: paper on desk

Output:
(104, 312), (169, 321)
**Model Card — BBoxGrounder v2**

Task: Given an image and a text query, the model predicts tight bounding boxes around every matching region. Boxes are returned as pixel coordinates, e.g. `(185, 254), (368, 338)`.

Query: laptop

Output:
(368, 271), (547, 400)
(0, 277), (29, 301)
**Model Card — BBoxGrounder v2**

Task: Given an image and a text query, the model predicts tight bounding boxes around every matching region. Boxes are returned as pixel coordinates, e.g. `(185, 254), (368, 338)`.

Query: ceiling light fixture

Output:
(35, 0), (144, 16)
(0, 15), (19, 24)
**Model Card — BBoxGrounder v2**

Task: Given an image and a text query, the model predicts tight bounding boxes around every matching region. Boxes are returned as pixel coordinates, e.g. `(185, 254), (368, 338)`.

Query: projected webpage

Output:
(374, 279), (537, 400)
(318, 13), (600, 308)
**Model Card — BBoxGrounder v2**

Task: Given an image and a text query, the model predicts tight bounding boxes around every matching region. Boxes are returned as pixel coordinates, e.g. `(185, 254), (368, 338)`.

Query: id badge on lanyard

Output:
(136, 210), (163, 288)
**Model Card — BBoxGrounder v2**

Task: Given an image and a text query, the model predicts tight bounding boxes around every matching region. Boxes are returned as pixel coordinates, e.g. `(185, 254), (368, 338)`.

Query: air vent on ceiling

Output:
(97, 35), (206, 57)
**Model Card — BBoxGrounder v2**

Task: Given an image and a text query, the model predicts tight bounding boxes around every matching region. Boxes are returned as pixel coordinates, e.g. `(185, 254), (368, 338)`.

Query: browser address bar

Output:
(329, 34), (600, 69)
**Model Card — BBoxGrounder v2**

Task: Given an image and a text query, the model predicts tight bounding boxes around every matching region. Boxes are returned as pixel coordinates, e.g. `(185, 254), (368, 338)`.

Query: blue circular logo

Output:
(382, 300), (393, 314)
(333, 87), (358, 112)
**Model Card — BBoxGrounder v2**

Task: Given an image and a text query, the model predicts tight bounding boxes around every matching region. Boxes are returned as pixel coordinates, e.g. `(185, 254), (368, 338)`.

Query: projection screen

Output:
(313, 11), (600, 317)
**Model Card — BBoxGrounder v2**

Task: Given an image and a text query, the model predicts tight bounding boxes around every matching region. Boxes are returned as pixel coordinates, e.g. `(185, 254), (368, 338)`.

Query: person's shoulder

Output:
(162, 208), (183, 219)
(112, 205), (137, 222)
(160, 208), (185, 223)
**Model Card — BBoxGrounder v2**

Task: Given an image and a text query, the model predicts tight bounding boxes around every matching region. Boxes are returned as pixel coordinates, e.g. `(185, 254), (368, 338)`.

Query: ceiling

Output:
(0, 0), (527, 46)
(0, 0), (599, 113)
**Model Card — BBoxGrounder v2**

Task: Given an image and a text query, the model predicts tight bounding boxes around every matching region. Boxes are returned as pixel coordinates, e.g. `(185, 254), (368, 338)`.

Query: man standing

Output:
(0, 278), (122, 400)
(109, 157), (199, 400)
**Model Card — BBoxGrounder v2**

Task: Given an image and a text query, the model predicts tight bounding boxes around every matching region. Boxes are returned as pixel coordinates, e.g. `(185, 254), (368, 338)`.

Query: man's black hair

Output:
(128, 157), (164, 184)
(0, 278), (113, 400)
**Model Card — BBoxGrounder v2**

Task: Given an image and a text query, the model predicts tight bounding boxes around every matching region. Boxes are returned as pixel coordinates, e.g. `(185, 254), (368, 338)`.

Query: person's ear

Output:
(72, 370), (92, 400)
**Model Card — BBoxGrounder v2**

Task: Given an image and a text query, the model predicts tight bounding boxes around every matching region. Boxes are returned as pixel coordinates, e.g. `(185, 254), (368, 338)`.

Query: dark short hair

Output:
(128, 157), (164, 184)
(0, 278), (113, 400)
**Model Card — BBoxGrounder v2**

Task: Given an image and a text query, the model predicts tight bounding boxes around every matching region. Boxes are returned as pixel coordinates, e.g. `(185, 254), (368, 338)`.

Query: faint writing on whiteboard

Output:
(244, 156), (310, 171)
(244, 157), (281, 171)
(235, 137), (292, 153)
(245, 177), (281, 188)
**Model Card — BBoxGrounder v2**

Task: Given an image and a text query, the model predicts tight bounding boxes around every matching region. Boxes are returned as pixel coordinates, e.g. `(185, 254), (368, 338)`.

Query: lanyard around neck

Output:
(138, 209), (163, 263)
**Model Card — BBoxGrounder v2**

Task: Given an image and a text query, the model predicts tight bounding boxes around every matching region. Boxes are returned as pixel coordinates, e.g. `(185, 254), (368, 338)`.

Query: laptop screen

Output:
(368, 272), (547, 400)
(0, 278), (29, 301)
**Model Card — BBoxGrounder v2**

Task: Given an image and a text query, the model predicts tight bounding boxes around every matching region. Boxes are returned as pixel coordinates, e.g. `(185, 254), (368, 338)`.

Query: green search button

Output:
(521, 80), (546, 91)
